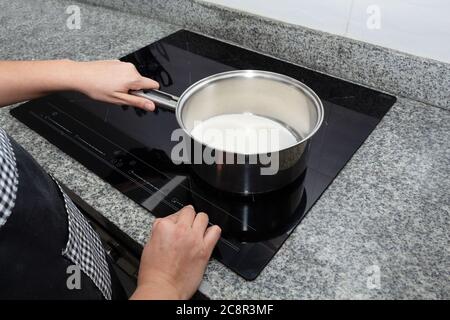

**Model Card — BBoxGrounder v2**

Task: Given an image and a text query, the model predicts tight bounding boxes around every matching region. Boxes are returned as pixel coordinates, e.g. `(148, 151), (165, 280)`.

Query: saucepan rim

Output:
(175, 69), (324, 155)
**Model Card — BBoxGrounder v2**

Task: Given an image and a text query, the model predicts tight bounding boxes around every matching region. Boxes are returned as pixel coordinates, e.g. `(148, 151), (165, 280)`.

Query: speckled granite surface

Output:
(79, 0), (450, 110)
(1, 0), (449, 299)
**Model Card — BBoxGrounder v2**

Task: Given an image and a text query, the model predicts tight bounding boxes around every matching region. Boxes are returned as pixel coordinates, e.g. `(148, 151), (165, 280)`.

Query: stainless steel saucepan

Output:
(132, 70), (324, 194)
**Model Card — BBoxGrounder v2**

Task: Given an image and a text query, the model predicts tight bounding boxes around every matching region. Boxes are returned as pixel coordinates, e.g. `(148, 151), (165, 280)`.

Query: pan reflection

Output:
(189, 172), (307, 243)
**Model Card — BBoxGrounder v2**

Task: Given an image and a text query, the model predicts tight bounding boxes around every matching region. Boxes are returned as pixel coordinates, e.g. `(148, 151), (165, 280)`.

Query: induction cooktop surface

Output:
(11, 30), (396, 280)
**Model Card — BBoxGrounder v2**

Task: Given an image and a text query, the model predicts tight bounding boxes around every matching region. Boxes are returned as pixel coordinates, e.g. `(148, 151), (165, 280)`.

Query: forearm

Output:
(0, 60), (80, 107)
(0, 59), (158, 111)
(130, 283), (181, 300)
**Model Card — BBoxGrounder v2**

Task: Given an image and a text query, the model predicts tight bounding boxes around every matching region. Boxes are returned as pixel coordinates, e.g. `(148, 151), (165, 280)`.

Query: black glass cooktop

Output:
(11, 30), (396, 280)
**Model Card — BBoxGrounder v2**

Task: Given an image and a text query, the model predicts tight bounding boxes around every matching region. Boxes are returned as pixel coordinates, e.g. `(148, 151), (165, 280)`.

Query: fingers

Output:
(204, 225), (221, 254)
(164, 211), (180, 223)
(112, 92), (155, 111)
(161, 206), (221, 254)
(192, 212), (209, 234)
(177, 205), (196, 227)
(152, 211), (180, 232)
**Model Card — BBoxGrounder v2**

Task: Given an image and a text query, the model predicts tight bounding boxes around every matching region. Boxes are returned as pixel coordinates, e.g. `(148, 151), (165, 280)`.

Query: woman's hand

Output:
(73, 60), (159, 111)
(130, 206), (222, 300)
(0, 60), (159, 109)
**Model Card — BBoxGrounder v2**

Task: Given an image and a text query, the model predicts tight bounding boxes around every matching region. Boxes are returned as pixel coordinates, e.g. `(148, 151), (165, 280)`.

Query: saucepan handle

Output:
(131, 89), (178, 111)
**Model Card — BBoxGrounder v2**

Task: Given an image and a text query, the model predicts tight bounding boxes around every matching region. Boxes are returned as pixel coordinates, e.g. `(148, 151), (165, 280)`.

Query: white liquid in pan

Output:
(190, 113), (299, 154)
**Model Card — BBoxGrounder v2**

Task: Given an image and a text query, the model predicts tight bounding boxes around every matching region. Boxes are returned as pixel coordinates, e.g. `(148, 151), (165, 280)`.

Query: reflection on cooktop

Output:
(11, 30), (396, 280)
(189, 173), (307, 243)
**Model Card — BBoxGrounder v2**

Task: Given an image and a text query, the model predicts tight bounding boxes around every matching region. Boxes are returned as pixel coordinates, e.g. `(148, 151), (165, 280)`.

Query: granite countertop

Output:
(1, 0), (449, 299)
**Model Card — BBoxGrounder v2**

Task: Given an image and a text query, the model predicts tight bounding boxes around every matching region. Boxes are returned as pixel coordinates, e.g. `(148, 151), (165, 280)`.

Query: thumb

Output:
(113, 92), (155, 111)
(137, 77), (160, 90)
(204, 225), (221, 256)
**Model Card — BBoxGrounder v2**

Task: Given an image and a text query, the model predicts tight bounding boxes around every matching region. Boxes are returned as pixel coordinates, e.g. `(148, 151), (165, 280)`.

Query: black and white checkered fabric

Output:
(0, 129), (19, 229)
(54, 181), (112, 300)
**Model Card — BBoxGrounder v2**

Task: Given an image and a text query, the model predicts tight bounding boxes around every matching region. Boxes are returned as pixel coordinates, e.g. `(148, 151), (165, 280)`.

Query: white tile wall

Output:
(203, 0), (450, 63)
(346, 0), (450, 63)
